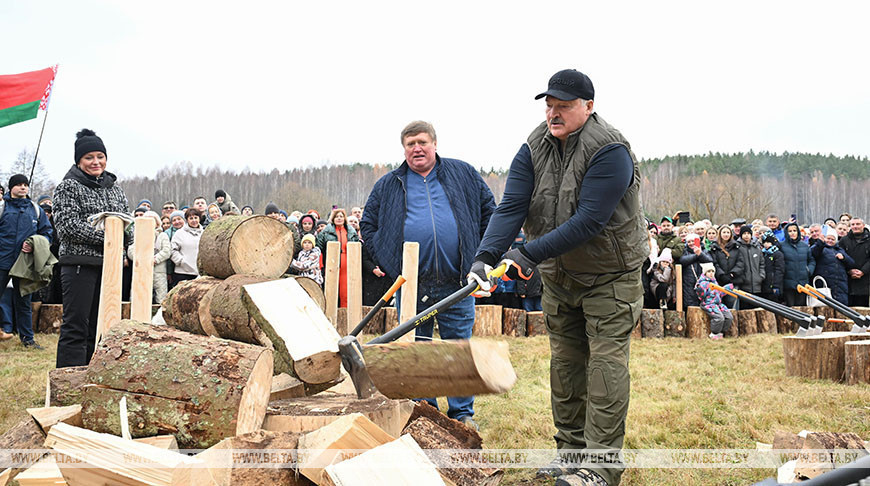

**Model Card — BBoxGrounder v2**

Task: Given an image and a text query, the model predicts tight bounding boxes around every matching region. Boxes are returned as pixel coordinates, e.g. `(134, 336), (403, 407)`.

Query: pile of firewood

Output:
(0, 215), (503, 485)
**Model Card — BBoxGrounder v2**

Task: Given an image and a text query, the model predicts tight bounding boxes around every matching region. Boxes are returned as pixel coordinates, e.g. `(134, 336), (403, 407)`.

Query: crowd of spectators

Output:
(644, 212), (870, 331)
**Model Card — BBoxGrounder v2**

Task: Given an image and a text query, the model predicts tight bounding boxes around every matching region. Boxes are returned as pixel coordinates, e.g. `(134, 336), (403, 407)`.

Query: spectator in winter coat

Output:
(702, 227), (718, 252)
(54, 129), (130, 367)
(316, 209), (359, 307)
(656, 216), (684, 260)
(807, 224), (823, 247)
(836, 222), (850, 239)
(160, 216), (171, 231)
(160, 201), (177, 219)
(128, 211), (171, 304)
(649, 248), (676, 309)
(811, 228), (855, 305)
(780, 222), (815, 306)
(840, 213), (852, 224)
(207, 203), (222, 222)
(710, 225), (739, 285)
(765, 215), (784, 241)
(241, 205), (254, 216)
(298, 214), (317, 237)
(732, 225), (766, 296)
(290, 234), (323, 285)
(760, 231), (785, 303)
(213, 190), (240, 215)
(170, 209), (203, 284)
(840, 217), (870, 306)
(679, 233), (713, 310)
(192, 197), (210, 228)
(694, 263), (733, 339)
(137, 199), (152, 211)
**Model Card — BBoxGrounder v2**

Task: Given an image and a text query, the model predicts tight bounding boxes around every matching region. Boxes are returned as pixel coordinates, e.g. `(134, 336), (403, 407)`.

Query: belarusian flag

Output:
(0, 65), (58, 128)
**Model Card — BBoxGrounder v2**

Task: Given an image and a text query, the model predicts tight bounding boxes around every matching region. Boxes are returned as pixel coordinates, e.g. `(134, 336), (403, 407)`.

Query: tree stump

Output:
(82, 320), (273, 448)
(502, 307), (526, 337)
(640, 309), (664, 338)
(526, 311), (547, 337)
(756, 309), (777, 334)
(631, 317), (642, 339)
(197, 215), (295, 279)
(360, 305), (386, 335)
(776, 314), (797, 334)
(49, 366), (88, 407)
(383, 306), (399, 335)
(292, 276), (325, 311)
(813, 306), (836, 320)
(845, 341), (870, 385)
(825, 317), (853, 333)
(334, 307), (348, 336)
(685, 307), (708, 339)
(37, 304), (63, 334)
(473, 305), (502, 336)
(853, 306), (870, 317)
(737, 309), (758, 335)
(663, 310), (686, 338)
(724, 310), (739, 337)
(793, 306), (814, 319)
(782, 332), (870, 381)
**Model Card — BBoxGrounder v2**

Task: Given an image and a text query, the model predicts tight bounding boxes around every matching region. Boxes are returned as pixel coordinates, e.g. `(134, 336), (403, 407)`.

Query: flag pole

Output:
(29, 104), (50, 183)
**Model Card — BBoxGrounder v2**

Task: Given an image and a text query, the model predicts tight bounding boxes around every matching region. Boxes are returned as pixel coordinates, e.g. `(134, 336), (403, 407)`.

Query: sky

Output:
(2, 1), (869, 183)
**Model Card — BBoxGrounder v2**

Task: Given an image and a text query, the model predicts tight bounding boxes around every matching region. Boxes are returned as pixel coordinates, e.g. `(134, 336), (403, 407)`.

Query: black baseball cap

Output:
(535, 69), (595, 101)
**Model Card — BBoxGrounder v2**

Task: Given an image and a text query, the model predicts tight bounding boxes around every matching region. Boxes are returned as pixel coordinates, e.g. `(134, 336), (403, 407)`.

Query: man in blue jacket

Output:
(360, 121), (495, 429)
(0, 174), (53, 348)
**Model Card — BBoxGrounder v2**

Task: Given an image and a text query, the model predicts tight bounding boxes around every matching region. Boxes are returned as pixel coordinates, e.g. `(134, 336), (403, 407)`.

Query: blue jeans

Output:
(522, 295), (542, 312)
(0, 268), (34, 343)
(396, 285), (476, 420)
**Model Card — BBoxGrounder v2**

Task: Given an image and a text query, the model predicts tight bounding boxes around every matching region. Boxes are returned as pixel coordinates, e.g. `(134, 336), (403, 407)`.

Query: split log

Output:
(13, 455), (66, 486)
(81, 320), (273, 448)
(502, 307), (526, 337)
(0, 416), (46, 481)
(37, 303), (63, 334)
(794, 432), (869, 479)
(197, 215), (294, 279)
(737, 309), (758, 335)
(177, 429), (309, 486)
(242, 278), (342, 384)
(756, 309), (777, 334)
(526, 311), (547, 337)
(364, 340), (517, 399)
(46, 422), (195, 486)
(404, 416), (503, 486)
(324, 435), (446, 486)
(473, 305), (502, 336)
(293, 276), (326, 312)
(26, 405), (82, 434)
(135, 435), (179, 450)
(641, 308), (664, 338)
(663, 310), (686, 338)
(845, 341), (870, 385)
(360, 305), (386, 335)
(383, 306), (399, 334)
(49, 366), (88, 407)
(264, 393), (414, 438)
(161, 276), (223, 336)
(407, 401), (482, 450)
(782, 332), (870, 381)
(298, 412), (394, 485)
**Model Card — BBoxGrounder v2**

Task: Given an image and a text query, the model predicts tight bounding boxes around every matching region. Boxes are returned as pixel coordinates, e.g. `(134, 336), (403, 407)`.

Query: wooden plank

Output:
(298, 413), (395, 485)
(26, 405), (82, 434)
(13, 455), (66, 486)
(675, 263), (683, 310)
(325, 434), (446, 486)
(324, 241), (340, 328)
(346, 242), (363, 334)
(95, 216), (125, 348)
(242, 278), (341, 384)
(131, 216), (156, 321)
(472, 305), (502, 336)
(399, 242), (419, 343)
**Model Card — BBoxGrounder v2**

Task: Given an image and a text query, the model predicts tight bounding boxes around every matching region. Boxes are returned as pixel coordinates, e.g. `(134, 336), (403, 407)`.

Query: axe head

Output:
(338, 335), (377, 399)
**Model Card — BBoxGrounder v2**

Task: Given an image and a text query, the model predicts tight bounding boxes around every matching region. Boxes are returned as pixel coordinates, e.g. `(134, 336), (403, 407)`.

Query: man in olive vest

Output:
(469, 70), (645, 486)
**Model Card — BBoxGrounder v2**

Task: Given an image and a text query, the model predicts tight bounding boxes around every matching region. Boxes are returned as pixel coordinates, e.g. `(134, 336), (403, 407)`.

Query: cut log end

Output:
(236, 349), (275, 436)
(294, 350), (342, 385)
(470, 340), (517, 395)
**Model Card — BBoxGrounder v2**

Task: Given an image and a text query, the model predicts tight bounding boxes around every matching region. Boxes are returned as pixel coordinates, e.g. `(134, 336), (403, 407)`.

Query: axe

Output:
(798, 284), (869, 334)
(711, 284), (820, 336)
(339, 263), (507, 399)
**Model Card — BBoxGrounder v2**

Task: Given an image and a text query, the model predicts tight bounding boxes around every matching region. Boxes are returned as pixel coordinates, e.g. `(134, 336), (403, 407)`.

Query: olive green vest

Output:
(524, 113), (647, 286)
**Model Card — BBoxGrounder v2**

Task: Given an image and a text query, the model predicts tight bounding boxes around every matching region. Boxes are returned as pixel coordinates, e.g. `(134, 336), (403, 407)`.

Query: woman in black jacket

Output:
(760, 231), (785, 303)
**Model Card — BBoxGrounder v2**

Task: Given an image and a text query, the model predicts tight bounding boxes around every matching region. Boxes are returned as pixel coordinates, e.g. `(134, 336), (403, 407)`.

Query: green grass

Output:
(3, 333), (869, 485)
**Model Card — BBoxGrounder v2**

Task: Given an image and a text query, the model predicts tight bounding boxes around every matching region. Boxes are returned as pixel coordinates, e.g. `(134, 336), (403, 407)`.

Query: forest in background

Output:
(4, 151), (868, 226)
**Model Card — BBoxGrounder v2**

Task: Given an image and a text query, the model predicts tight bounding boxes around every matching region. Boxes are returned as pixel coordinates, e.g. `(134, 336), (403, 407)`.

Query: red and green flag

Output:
(0, 65), (58, 128)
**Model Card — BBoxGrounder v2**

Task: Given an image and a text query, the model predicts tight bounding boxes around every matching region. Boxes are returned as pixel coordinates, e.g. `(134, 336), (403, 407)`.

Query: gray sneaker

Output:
(537, 454), (578, 478)
(555, 468), (609, 486)
(459, 416), (479, 431)
(22, 340), (44, 350)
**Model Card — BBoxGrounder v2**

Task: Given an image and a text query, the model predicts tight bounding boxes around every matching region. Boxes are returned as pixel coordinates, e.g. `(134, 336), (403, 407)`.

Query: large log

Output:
(365, 340), (517, 399)
(782, 332), (870, 381)
(208, 274), (271, 344)
(49, 366), (88, 407)
(526, 311), (547, 337)
(641, 308), (664, 338)
(0, 416), (46, 481)
(502, 308), (526, 337)
(161, 276), (223, 336)
(37, 303), (63, 334)
(404, 416), (503, 486)
(293, 276), (326, 312)
(845, 341), (870, 385)
(663, 310), (686, 338)
(264, 393), (414, 438)
(737, 309), (758, 336)
(81, 320), (273, 448)
(197, 215), (294, 279)
(473, 305), (502, 336)
(756, 309), (777, 334)
(242, 278), (342, 384)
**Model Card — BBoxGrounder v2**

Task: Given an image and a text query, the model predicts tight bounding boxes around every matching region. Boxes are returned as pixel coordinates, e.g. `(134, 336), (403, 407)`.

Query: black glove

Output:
(467, 260), (495, 297)
(500, 247), (536, 281)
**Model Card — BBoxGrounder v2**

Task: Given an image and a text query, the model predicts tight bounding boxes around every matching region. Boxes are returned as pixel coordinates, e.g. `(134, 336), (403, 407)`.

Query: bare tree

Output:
(2, 149), (55, 198)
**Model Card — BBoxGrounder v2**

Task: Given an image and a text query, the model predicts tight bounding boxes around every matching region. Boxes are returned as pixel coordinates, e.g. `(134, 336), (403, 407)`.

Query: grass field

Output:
(2, 333), (869, 485)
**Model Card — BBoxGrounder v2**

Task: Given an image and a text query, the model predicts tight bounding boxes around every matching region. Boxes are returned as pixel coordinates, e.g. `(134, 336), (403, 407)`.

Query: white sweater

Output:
(170, 225), (202, 275)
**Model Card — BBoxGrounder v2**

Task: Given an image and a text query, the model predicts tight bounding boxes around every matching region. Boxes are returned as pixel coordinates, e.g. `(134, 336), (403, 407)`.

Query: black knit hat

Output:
(74, 129), (107, 163)
(215, 189), (226, 199)
(8, 174), (28, 189)
(264, 203), (280, 215)
(739, 225), (753, 237)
